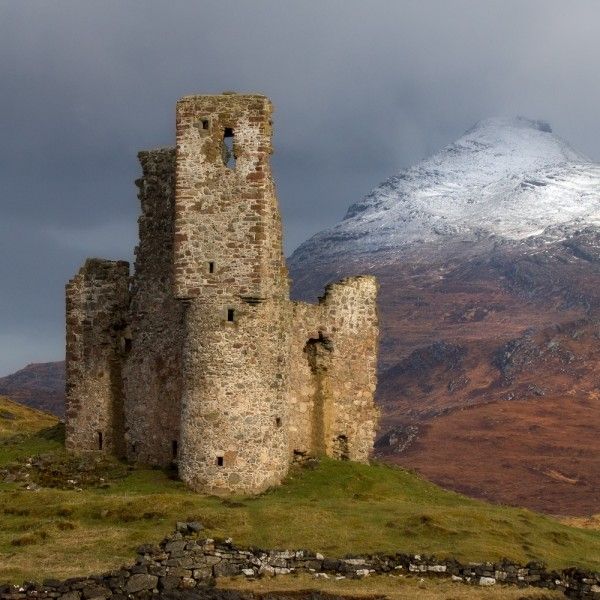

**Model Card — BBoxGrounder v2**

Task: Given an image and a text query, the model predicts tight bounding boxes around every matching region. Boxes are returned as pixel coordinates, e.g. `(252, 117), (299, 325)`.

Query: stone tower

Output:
(65, 93), (380, 496)
(173, 94), (291, 493)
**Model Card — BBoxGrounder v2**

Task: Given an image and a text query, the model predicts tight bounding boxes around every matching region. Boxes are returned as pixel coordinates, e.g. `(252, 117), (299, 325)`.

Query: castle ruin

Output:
(65, 93), (379, 494)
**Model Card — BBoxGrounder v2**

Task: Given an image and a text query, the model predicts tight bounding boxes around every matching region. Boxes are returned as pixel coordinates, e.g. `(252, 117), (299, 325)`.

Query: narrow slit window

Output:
(275, 417), (282, 428)
(227, 308), (235, 322)
(223, 127), (235, 169)
(97, 431), (103, 450)
(216, 456), (224, 467)
(201, 119), (209, 130)
(208, 261), (215, 274)
(172, 440), (178, 459)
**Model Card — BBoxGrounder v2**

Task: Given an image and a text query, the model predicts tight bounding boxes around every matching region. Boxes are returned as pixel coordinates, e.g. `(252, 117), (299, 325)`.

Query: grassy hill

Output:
(1, 395), (600, 584)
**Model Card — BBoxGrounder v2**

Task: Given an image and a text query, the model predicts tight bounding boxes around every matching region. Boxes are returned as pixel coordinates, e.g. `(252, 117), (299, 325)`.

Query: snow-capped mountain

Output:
(289, 117), (600, 267)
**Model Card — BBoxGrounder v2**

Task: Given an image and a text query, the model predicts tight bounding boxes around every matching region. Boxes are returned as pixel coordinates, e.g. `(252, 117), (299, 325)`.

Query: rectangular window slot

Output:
(97, 431), (103, 450)
(275, 417), (282, 428)
(172, 440), (178, 459)
(208, 261), (215, 274)
(201, 119), (209, 130)
(216, 456), (224, 467)
(227, 308), (235, 322)
(223, 128), (236, 169)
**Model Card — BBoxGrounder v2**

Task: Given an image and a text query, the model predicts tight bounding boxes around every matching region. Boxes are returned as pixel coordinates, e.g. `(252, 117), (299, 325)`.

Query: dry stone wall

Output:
(1, 526), (597, 599)
(65, 259), (129, 456)
(123, 149), (184, 467)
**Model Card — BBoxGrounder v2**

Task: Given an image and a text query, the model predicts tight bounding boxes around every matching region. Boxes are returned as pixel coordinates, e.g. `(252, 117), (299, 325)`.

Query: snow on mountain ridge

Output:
(291, 117), (600, 263)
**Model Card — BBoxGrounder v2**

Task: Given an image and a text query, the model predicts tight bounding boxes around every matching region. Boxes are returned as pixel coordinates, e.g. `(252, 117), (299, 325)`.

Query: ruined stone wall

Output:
(320, 276), (379, 461)
(287, 301), (321, 457)
(288, 276), (379, 462)
(174, 94), (291, 494)
(65, 259), (129, 455)
(122, 149), (184, 467)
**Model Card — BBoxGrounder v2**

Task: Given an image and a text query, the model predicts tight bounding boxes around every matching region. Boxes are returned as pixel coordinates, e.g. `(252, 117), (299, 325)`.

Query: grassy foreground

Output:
(1, 396), (600, 584)
(220, 574), (564, 599)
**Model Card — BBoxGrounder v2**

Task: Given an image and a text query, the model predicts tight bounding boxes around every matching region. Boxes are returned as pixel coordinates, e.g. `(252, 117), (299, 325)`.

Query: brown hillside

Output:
(292, 232), (600, 516)
(0, 361), (65, 417)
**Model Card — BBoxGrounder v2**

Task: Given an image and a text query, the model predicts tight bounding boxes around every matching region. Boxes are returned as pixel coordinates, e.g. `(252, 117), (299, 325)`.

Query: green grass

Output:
(1, 395), (600, 584)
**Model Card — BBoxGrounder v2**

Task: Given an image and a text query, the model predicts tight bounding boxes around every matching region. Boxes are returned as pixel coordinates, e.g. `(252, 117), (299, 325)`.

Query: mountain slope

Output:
(288, 117), (600, 516)
(0, 362), (65, 417)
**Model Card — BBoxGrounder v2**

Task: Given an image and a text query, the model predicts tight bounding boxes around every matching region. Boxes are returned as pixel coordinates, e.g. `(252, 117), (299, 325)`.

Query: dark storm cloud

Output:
(1, 0), (600, 373)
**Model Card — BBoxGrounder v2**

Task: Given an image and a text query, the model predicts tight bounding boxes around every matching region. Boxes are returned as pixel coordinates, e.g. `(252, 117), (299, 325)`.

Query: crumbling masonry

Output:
(65, 94), (379, 494)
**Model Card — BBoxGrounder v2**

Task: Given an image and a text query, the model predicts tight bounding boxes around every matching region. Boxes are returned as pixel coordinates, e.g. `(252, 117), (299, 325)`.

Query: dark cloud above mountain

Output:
(1, 0), (600, 374)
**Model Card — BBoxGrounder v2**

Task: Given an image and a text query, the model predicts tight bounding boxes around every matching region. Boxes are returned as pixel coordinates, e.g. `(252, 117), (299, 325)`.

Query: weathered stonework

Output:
(65, 259), (129, 456)
(123, 149), (184, 466)
(65, 93), (379, 494)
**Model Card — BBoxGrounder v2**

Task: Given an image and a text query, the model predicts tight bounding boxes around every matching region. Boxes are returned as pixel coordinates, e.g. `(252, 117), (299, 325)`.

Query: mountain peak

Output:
(289, 117), (600, 265)
(468, 116), (552, 134)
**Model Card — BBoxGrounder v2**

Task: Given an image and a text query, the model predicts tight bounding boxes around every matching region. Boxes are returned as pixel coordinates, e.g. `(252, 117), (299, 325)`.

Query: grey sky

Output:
(1, 0), (600, 374)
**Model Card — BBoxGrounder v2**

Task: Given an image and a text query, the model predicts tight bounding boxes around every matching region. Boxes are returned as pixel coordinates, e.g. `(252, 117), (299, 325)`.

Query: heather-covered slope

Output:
(288, 118), (600, 516)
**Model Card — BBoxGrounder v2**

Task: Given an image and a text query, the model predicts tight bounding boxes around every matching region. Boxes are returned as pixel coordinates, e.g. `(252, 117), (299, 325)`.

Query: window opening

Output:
(227, 308), (235, 322)
(216, 455), (224, 467)
(172, 440), (178, 459)
(208, 261), (215, 274)
(97, 431), (103, 450)
(275, 417), (282, 428)
(222, 127), (236, 169)
(201, 119), (209, 130)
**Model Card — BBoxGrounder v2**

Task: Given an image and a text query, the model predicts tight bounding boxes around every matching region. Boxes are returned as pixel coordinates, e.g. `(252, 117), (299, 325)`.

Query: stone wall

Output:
(2, 527), (597, 598)
(64, 259), (129, 456)
(318, 277), (379, 461)
(287, 301), (321, 456)
(122, 149), (184, 467)
(288, 276), (379, 462)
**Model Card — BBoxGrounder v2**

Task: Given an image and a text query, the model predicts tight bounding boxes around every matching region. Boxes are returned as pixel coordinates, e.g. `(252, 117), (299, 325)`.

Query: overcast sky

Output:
(2, 0), (600, 374)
